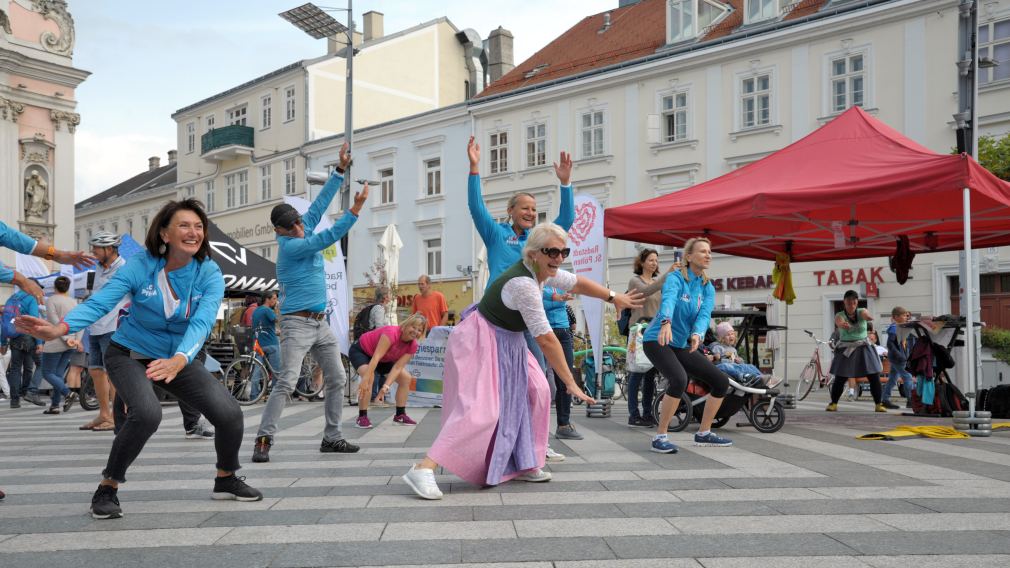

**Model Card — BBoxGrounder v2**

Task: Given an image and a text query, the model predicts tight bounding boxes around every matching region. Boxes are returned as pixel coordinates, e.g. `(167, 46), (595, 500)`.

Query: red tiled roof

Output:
(476, 0), (833, 99)
(476, 0), (667, 98)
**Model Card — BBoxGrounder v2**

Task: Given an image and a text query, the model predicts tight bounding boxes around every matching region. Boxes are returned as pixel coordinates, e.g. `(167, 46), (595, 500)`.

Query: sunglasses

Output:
(540, 247), (571, 259)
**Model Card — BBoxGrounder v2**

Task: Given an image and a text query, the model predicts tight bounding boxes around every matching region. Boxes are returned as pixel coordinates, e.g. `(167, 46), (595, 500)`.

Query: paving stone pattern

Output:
(2, 391), (1010, 567)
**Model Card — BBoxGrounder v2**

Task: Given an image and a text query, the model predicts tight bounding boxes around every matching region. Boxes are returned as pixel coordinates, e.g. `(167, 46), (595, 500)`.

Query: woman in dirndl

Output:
(826, 289), (886, 413)
(400, 223), (642, 499)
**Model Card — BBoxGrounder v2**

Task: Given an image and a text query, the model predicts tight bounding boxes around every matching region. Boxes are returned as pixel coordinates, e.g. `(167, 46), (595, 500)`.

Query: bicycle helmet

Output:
(89, 231), (122, 248)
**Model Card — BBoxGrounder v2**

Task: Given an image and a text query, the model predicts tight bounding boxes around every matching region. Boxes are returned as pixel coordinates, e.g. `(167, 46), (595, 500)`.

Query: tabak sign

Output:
(813, 267), (885, 287)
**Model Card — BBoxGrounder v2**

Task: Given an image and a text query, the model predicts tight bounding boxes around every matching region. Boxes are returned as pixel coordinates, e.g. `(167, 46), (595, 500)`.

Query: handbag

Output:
(626, 323), (653, 373)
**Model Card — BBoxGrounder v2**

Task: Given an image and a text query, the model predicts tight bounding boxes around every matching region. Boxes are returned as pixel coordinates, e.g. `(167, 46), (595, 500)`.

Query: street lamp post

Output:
(280, 1), (355, 249)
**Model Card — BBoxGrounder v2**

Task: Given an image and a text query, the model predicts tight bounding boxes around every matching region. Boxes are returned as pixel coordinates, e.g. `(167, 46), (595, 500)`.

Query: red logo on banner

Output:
(569, 203), (596, 245)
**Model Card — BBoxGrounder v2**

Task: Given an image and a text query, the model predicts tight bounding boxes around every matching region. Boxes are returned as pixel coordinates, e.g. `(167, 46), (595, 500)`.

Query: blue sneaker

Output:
(650, 435), (678, 454)
(694, 431), (733, 447)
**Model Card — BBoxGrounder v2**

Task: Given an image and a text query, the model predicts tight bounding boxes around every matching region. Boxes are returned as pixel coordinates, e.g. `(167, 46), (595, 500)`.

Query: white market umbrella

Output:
(378, 224), (403, 325)
(474, 245), (489, 301)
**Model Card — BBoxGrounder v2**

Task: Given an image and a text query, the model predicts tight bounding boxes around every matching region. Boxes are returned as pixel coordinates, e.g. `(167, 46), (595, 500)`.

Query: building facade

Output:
(1, 0), (88, 295)
(464, 0), (1010, 386)
(170, 14), (495, 262)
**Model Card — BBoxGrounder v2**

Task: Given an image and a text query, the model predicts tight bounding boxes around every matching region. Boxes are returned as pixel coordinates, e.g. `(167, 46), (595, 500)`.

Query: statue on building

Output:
(24, 170), (50, 223)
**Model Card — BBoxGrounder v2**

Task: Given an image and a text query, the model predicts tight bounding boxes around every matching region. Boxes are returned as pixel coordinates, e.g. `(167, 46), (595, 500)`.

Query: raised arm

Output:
(466, 136), (497, 246)
(282, 182), (366, 256)
(302, 143), (351, 232)
(552, 151), (575, 230)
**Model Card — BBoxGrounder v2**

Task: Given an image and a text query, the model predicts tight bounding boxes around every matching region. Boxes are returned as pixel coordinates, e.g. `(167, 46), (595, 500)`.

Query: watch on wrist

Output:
(606, 290), (616, 303)
(45, 245), (56, 261)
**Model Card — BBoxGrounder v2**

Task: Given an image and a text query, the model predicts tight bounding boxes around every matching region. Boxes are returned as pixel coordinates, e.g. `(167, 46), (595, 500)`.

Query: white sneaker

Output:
(546, 446), (566, 463)
(402, 466), (443, 500)
(516, 468), (552, 482)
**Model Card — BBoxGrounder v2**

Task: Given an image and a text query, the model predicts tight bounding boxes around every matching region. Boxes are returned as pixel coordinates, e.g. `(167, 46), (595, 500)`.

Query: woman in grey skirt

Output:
(826, 290), (886, 413)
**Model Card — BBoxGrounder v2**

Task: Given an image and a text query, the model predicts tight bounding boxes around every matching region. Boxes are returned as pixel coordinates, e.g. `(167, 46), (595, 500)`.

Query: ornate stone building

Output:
(0, 0), (88, 289)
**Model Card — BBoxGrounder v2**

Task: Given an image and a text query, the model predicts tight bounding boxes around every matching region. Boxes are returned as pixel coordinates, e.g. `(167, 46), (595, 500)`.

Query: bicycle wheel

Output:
(223, 356), (266, 406)
(295, 354), (323, 398)
(794, 362), (817, 401)
(342, 354), (360, 405)
(612, 368), (627, 401)
(79, 369), (99, 411)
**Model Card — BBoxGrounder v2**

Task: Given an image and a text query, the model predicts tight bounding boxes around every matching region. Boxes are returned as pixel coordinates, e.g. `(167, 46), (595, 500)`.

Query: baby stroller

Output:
(652, 373), (786, 433)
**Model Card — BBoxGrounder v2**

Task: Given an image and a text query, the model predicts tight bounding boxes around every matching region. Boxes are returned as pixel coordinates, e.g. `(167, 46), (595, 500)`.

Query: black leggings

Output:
(831, 373), (882, 404)
(643, 341), (730, 399)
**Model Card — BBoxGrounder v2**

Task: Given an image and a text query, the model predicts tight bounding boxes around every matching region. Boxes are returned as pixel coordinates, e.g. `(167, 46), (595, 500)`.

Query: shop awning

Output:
(604, 107), (1010, 261)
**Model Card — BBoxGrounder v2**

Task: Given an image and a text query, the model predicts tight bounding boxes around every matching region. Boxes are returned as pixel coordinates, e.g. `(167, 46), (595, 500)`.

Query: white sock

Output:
(697, 430), (711, 437)
(653, 433), (667, 441)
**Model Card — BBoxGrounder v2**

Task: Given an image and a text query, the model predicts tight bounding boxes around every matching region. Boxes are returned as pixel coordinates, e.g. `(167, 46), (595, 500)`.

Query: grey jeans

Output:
(256, 315), (346, 442)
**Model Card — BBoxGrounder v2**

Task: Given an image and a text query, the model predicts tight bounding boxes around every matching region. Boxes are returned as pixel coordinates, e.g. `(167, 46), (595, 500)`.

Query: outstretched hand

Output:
(54, 249), (98, 270)
(350, 183), (369, 216)
(567, 382), (596, 405)
(14, 315), (63, 341)
(553, 151), (573, 186)
(338, 142), (351, 170)
(612, 290), (644, 311)
(467, 136), (480, 170)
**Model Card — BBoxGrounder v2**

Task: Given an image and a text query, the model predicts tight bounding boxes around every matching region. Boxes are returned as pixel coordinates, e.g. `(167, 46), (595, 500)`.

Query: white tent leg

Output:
(962, 186), (976, 415)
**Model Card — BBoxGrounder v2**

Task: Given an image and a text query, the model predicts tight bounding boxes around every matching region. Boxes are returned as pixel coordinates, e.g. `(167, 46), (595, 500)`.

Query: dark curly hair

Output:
(145, 198), (212, 262)
(633, 248), (660, 277)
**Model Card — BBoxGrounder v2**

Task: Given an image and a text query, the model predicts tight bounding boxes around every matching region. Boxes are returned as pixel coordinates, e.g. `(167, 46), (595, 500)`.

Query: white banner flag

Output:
(568, 194), (607, 369)
(284, 196), (351, 355)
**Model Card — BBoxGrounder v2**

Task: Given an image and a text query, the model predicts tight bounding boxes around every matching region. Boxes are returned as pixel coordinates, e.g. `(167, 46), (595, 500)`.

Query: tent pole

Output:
(963, 186), (977, 414)
(783, 301), (789, 388)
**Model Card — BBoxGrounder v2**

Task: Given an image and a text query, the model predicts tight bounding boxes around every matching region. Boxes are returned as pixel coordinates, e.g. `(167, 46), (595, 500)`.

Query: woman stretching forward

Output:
(352, 314), (427, 428)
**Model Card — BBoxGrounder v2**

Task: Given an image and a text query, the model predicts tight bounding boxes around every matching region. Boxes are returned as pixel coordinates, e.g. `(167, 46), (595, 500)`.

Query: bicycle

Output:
(794, 329), (835, 401)
(220, 339), (323, 405)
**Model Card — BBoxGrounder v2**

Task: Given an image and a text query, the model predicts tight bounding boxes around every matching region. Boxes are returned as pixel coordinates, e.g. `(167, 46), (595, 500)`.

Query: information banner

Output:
(401, 325), (450, 407)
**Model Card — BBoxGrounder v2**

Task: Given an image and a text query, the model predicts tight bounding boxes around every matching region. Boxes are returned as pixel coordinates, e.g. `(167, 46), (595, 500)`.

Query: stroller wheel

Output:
(749, 400), (786, 433)
(652, 392), (692, 432)
(712, 415), (731, 429)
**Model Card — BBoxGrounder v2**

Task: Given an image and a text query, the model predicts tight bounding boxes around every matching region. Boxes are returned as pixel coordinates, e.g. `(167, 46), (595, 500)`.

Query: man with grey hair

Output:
(369, 286), (390, 330)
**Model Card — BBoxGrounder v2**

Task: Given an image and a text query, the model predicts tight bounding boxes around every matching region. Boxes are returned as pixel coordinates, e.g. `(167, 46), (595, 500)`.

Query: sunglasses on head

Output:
(540, 247), (571, 259)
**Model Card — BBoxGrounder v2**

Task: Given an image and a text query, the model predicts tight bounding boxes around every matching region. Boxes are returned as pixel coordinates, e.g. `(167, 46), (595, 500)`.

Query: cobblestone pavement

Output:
(2, 389), (1010, 568)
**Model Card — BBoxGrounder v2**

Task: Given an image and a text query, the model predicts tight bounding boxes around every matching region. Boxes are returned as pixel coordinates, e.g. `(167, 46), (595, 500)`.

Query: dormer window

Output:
(667, 0), (730, 44)
(745, 0), (789, 24)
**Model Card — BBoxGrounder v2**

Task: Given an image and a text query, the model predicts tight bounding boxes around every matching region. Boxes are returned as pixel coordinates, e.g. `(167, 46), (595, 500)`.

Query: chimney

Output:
(167, 150), (177, 165)
(487, 26), (515, 83)
(599, 12), (612, 34)
(363, 11), (384, 42)
(618, 0), (642, 6)
(148, 156), (161, 171)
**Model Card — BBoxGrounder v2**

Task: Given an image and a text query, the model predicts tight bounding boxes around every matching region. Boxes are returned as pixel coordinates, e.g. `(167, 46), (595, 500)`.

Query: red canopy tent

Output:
(605, 107), (1010, 261)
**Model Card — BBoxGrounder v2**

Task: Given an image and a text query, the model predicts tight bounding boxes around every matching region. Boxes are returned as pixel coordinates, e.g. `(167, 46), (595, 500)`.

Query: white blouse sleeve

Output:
(544, 269), (577, 291)
(501, 277), (553, 337)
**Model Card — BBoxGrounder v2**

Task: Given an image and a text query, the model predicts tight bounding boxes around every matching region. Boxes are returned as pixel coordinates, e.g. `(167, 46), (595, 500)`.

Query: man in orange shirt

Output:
(411, 275), (448, 330)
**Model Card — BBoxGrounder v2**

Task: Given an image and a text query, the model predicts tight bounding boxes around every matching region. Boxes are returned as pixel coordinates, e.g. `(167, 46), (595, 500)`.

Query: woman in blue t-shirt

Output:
(17, 199), (262, 520)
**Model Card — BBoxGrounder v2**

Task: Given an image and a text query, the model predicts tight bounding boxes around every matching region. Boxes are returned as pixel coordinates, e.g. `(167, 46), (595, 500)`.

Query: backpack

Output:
(352, 304), (378, 340)
(1, 295), (22, 341)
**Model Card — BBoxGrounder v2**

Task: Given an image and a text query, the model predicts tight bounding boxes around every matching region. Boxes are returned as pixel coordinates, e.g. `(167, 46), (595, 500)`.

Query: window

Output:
(668, 0), (728, 43)
(186, 122), (195, 153)
(259, 246), (273, 261)
(425, 238), (442, 276)
(285, 86), (296, 121)
(260, 165), (272, 200)
(746, 0), (779, 24)
(206, 115), (215, 130)
(205, 181), (215, 212)
(379, 168), (395, 204)
(261, 94), (272, 129)
(661, 92), (689, 142)
(238, 171), (249, 205)
(75, 231), (79, 249)
(184, 185), (195, 198)
(86, 228), (92, 243)
(740, 73), (771, 128)
(228, 105), (247, 126)
(141, 216), (149, 232)
(526, 123), (547, 168)
(127, 219), (133, 237)
(489, 131), (508, 174)
(225, 174), (236, 208)
(830, 53), (865, 112)
(580, 110), (605, 158)
(284, 158), (296, 194)
(112, 222), (118, 234)
(979, 19), (1010, 84)
(424, 158), (441, 196)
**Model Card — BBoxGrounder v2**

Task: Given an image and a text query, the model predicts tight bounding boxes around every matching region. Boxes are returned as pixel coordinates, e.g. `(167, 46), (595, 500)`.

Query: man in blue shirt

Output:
(253, 143), (368, 462)
(249, 291), (279, 400)
(2, 290), (42, 408)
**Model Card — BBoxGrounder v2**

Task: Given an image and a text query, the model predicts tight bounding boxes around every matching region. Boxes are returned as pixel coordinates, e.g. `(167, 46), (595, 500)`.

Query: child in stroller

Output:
(709, 322), (783, 389)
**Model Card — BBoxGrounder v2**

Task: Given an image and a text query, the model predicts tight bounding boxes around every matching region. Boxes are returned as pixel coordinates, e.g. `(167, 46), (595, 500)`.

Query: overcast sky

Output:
(70, 0), (616, 201)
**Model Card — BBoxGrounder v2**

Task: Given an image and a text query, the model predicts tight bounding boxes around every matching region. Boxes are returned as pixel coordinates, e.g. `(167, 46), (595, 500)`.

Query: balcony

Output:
(201, 125), (254, 161)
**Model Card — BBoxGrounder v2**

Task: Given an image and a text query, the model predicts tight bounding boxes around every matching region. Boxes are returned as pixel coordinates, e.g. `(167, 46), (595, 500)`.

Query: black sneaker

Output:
(881, 400), (900, 409)
(212, 475), (263, 502)
(62, 392), (78, 413)
(90, 484), (122, 519)
(320, 438), (359, 453)
(185, 424), (215, 440)
(251, 435), (272, 463)
(10, 399), (21, 409)
(23, 392), (46, 407)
